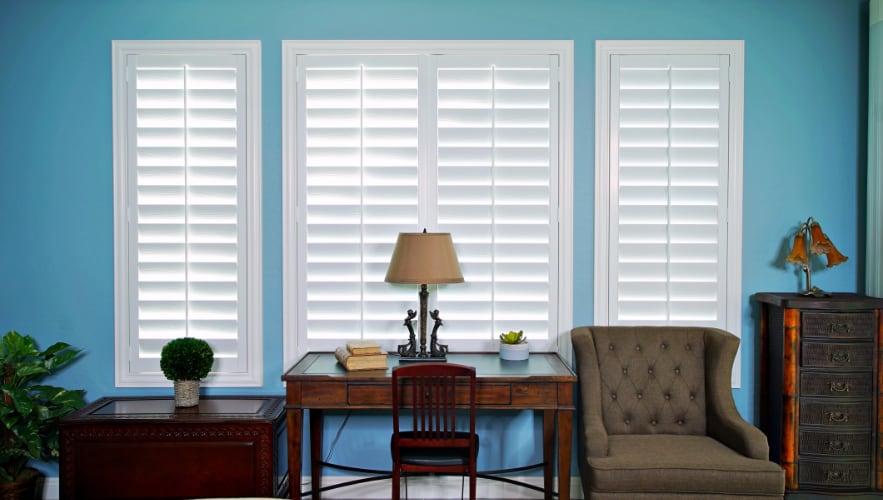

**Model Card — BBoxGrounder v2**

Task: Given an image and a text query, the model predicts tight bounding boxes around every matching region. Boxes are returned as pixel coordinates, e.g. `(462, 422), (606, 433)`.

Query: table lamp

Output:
(785, 216), (848, 297)
(385, 230), (463, 361)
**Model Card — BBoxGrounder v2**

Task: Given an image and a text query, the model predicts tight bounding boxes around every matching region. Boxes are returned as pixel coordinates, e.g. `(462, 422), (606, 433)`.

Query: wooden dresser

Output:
(755, 292), (883, 494)
(59, 396), (288, 499)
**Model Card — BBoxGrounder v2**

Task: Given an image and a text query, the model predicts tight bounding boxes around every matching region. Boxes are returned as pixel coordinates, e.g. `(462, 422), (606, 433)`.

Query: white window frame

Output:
(594, 40), (744, 386)
(282, 40), (574, 369)
(112, 40), (263, 387)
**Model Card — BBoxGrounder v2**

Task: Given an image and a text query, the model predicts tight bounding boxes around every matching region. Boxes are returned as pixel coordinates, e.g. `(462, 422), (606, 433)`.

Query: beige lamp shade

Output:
(385, 232), (464, 285)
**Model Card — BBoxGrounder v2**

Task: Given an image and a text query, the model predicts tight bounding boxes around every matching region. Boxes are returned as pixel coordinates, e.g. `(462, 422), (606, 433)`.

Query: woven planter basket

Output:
(174, 380), (200, 407)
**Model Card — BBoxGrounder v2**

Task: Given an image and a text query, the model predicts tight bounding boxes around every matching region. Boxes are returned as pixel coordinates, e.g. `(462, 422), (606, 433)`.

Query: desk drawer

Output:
(512, 383), (558, 405)
(348, 383), (512, 406)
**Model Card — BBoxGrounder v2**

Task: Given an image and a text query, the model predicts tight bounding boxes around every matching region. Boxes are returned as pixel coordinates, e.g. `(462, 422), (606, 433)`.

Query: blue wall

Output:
(0, 0), (869, 481)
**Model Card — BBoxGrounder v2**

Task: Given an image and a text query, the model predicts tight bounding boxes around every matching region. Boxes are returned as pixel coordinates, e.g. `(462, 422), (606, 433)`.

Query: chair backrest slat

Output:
(392, 363), (476, 444)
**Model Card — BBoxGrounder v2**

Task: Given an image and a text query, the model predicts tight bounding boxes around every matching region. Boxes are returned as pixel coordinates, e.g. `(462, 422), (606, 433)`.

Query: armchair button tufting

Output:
(624, 419), (630, 425)
(689, 393), (695, 400)
(636, 393), (642, 399)
(622, 368), (628, 374)
(635, 345), (641, 351)
(664, 393), (670, 400)
(685, 344), (692, 351)
(677, 419), (685, 425)
(674, 367), (680, 375)
(609, 344), (615, 350)
(651, 419), (657, 426)
(648, 368), (654, 374)
(661, 343), (667, 349)
(611, 392), (617, 400)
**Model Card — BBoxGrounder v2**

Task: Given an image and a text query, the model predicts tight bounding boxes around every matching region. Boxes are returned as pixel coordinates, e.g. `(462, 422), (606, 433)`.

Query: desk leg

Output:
(557, 408), (573, 500)
(310, 409), (324, 500)
(543, 409), (555, 500)
(286, 408), (303, 500)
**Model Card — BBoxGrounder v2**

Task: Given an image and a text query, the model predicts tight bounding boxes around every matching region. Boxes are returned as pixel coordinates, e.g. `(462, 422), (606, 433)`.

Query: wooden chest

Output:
(756, 292), (883, 494)
(59, 396), (288, 499)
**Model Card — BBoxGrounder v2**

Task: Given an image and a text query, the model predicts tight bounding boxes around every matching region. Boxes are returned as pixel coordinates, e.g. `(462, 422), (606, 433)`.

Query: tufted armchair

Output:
(571, 326), (784, 499)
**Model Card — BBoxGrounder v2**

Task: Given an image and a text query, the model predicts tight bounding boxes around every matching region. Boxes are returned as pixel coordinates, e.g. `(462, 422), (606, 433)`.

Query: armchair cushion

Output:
(588, 435), (784, 497)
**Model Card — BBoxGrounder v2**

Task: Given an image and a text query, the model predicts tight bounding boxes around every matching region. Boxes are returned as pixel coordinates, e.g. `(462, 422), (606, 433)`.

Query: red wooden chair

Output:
(391, 363), (478, 500)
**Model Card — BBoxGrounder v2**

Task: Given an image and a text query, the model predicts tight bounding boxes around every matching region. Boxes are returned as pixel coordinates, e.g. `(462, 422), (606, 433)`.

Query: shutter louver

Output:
(130, 54), (247, 374)
(610, 54), (729, 326)
(300, 56), (420, 341)
(435, 56), (557, 341)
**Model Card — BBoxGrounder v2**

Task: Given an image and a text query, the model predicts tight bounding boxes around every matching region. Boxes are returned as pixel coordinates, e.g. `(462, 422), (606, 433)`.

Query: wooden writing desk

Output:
(282, 352), (576, 499)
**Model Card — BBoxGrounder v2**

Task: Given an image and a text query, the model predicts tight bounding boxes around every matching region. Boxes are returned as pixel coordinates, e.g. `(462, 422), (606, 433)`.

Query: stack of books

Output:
(334, 340), (388, 371)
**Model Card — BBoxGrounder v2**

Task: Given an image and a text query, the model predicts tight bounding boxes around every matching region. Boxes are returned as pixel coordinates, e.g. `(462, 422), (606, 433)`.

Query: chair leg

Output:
(469, 470), (476, 500)
(392, 465), (400, 500)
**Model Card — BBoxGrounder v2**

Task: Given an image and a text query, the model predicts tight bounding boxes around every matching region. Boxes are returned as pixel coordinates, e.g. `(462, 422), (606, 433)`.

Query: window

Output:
(113, 41), (262, 387)
(282, 41), (573, 366)
(594, 41), (744, 384)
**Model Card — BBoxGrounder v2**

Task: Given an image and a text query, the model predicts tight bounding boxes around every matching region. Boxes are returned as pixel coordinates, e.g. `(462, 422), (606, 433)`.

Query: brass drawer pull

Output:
(829, 323), (852, 335)
(825, 470), (847, 482)
(827, 440), (848, 452)
(827, 411), (849, 423)
(829, 382), (850, 393)
(830, 351), (851, 364)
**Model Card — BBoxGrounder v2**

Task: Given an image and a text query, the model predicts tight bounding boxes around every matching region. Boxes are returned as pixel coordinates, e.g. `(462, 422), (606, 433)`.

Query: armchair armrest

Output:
(572, 327), (609, 457)
(704, 328), (770, 460)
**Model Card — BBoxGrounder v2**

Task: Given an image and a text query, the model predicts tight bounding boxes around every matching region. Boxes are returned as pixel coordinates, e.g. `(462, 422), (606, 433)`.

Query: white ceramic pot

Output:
(499, 342), (529, 361)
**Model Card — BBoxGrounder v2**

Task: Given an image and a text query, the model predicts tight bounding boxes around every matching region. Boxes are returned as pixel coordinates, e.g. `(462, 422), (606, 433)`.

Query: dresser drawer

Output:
(802, 342), (874, 369)
(797, 459), (872, 489)
(798, 430), (872, 457)
(802, 312), (876, 339)
(800, 372), (873, 398)
(799, 400), (872, 427)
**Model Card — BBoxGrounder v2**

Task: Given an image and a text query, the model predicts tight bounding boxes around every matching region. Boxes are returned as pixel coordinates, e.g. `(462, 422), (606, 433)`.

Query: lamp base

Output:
(801, 286), (832, 298)
(397, 355), (448, 363)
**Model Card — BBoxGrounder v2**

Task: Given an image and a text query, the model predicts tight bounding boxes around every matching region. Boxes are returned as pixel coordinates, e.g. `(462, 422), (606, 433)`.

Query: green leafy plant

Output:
(1, 330), (86, 484)
(499, 330), (527, 345)
(160, 337), (214, 381)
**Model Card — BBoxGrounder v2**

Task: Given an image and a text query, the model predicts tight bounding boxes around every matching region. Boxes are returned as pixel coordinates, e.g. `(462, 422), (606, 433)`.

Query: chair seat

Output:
(587, 435), (784, 497)
(393, 431), (479, 467)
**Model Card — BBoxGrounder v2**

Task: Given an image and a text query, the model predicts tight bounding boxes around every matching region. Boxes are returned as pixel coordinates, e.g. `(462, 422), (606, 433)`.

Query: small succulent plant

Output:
(499, 330), (527, 344)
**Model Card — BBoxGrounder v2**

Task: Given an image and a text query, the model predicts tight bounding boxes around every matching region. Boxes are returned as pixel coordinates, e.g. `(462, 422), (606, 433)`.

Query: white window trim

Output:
(593, 40), (744, 386)
(112, 40), (263, 387)
(282, 40), (573, 369)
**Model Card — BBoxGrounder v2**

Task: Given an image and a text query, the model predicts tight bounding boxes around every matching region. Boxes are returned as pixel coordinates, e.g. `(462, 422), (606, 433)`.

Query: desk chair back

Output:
(391, 363), (477, 500)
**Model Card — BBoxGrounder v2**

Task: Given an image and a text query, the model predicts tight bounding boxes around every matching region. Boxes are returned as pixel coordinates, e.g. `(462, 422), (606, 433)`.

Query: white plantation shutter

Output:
(609, 54), (730, 326)
(434, 56), (557, 342)
(114, 42), (261, 386)
(297, 55), (420, 343)
(286, 44), (566, 356)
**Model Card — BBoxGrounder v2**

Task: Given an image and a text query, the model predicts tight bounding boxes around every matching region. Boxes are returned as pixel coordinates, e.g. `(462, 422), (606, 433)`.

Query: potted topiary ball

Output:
(160, 337), (214, 407)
